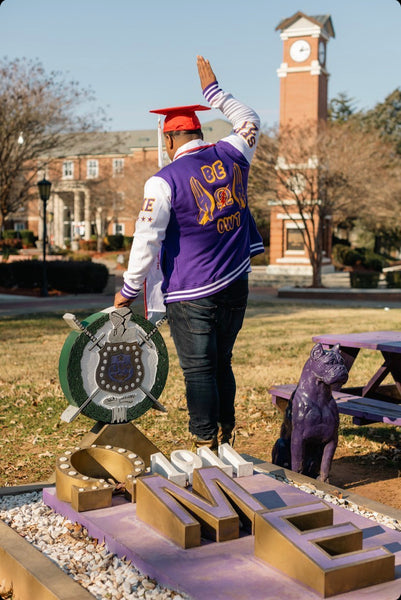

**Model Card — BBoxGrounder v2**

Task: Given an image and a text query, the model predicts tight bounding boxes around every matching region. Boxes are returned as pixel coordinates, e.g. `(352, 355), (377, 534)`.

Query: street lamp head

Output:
(37, 177), (52, 202)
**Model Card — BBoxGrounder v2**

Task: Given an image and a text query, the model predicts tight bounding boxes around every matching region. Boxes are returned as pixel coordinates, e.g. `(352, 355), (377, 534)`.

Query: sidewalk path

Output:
(0, 293), (118, 317)
(1, 286), (401, 317)
(1, 269), (401, 317)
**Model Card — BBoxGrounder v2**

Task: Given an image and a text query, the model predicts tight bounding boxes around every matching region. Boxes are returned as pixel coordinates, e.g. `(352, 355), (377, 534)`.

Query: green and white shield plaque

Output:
(59, 308), (168, 424)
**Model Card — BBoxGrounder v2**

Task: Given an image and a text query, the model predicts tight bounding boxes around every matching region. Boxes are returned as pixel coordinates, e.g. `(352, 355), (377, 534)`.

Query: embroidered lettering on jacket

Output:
(201, 160), (227, 183)
(141, 198), (156, 212)
(233, 120), (259, 148)
(217, 211), (241, 233)
(190, 161), (247, 231)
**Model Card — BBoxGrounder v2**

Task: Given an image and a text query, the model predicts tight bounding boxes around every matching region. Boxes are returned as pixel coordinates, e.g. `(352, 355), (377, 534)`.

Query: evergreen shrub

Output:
(349, 271), (380, 288)
(20, 230), (36, 247)
(332, 244), (387, 272)
(79, 239), (97, 251)
(106, 234), (124, 251)
(123, 236), (132, 250)
(2, 230), (18, 240)
(0, 260), (108, 293)
(385, 271), (401, 288)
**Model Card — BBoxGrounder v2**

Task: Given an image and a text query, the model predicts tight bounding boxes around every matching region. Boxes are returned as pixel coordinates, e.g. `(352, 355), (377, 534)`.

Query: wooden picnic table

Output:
(269, 331), (401, 426)
(311, 330), (401, 425)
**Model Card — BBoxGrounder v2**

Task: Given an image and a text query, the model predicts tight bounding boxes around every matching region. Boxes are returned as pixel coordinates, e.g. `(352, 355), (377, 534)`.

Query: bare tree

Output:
(0, 57), (107, 230)
(249, 120), (400, 286)
(86, 155), (158, 252)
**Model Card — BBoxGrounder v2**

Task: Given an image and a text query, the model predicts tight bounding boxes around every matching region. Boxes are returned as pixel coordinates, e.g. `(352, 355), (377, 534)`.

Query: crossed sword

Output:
(60, 310), (168, 423)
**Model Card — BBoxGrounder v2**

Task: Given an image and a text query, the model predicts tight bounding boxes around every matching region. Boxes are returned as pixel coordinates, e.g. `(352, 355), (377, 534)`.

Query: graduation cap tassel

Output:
(157, 116), (164, 168)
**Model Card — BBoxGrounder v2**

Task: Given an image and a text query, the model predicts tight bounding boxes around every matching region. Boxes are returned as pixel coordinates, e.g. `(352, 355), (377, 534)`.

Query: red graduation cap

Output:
(150, 104), (211, 133)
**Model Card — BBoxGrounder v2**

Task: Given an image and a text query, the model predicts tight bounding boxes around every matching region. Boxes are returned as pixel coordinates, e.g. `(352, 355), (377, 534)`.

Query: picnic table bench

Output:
(269, 331), (401, 427)
(270, 383), (401, 426)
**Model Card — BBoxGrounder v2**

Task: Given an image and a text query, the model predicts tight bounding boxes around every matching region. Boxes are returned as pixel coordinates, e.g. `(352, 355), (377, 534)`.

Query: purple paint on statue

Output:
(272, 343), (348, 481)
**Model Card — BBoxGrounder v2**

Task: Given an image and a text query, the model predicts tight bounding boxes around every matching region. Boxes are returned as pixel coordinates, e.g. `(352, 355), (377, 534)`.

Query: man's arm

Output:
(113, 176), (171, 308)
(197, 55), (260, 163)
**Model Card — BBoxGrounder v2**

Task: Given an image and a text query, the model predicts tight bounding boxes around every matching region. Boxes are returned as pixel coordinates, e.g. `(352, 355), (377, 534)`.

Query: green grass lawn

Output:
(0, 301), (400, 487)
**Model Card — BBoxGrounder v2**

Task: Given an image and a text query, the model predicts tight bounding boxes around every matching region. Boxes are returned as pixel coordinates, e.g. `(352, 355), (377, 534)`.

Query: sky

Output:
(0, 0), (400, 132)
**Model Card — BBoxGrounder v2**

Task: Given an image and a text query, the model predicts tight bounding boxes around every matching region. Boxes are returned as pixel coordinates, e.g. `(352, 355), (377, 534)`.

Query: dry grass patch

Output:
(0, 302), (400, 493)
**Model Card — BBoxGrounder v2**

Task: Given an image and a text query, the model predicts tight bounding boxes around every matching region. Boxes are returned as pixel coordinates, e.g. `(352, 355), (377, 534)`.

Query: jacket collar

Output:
(173, 138), (214, 161)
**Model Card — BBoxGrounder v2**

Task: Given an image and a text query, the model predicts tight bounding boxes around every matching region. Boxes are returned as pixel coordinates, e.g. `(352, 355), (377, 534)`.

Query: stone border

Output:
(0, 482), (95, 600)
(0, 518), (93, 600)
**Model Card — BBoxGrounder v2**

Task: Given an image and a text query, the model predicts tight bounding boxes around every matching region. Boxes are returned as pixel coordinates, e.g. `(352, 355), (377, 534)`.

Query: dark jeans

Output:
(166, 277), (248, 440)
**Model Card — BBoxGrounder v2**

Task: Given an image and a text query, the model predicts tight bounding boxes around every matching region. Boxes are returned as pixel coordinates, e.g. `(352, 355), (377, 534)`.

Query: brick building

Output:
(13, 119), (231, 249)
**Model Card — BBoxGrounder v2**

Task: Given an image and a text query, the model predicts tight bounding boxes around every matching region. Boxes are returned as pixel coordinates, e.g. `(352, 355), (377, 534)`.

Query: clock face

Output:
(318, 40), (326, 65)
(289, 39), (311, 63)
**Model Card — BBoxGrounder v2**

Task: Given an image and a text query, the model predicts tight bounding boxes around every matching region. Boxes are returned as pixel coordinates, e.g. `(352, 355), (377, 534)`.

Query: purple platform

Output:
(43, 474), (401, 600)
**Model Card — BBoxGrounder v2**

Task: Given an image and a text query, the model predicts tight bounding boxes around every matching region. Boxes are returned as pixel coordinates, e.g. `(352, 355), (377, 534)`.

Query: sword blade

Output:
(60, 388), (101, 423)
(138, 383), (167, 413)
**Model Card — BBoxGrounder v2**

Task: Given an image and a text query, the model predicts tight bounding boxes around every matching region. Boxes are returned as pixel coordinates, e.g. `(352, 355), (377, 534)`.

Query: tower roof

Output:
(276, 11), (335, 38)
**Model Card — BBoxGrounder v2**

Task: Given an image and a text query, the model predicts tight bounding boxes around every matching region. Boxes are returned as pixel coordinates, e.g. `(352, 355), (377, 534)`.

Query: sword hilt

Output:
(139, 315), (168, 347)
(63, 313), (104, 349)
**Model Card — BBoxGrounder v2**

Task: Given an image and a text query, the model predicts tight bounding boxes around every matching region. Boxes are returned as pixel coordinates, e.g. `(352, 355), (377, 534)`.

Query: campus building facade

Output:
(13, 120), (231, 249)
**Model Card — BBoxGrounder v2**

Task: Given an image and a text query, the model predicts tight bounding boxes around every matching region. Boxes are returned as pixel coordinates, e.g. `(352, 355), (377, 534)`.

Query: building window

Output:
(113, 222), (125, 235)
(87, 159), (99, 179)
(62, 161), (74, 179)
(14, 222), (26, 232)
(113, 158), (124, 176)
(286, 227), (304, 252)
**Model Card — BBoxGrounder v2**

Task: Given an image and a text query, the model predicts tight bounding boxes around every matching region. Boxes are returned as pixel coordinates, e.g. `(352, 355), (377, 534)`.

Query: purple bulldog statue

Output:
(272, 343), (348, 482)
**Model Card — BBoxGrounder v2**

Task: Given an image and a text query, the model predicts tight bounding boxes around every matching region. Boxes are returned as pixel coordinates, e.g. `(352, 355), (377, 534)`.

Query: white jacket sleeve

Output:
(203, 81), (260, 164)
(121, 175), (171, 300)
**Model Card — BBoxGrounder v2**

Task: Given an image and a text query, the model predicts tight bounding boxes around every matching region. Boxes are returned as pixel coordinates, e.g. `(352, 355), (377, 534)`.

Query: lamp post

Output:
(37, 177), (52, 297)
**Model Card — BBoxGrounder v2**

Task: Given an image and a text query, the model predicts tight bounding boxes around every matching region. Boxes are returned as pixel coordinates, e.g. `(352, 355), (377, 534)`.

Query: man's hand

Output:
(114, 291), (134, 308)
(197, 55), (217, 90)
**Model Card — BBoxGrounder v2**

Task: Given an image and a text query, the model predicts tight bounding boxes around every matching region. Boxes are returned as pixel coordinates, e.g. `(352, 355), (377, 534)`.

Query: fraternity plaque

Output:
(59, 307), (168, 424)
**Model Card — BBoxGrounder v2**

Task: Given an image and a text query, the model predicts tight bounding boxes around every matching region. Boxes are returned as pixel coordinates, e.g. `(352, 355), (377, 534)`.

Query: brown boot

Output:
(191, 435), (218, 453)
(217, 425), (235, 447)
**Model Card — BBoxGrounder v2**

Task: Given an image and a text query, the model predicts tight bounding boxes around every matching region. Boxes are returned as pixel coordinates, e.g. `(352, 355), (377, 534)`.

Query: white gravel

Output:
(261, 470), (401, 531)
(0, 491), (188, 600)
(0, 474), (400, 599)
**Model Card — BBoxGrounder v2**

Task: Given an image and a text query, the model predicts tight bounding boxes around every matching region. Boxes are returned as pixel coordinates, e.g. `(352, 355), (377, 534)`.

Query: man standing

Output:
(115, 56), (263, 449)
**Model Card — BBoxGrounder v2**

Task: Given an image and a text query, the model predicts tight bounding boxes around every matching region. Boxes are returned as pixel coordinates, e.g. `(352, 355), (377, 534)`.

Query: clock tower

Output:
(277, 12), (334, 127)
(268, 12), (335, 279)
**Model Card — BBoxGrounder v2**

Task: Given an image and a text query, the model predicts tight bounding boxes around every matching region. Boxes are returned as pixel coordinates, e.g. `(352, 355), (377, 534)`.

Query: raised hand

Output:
(197, 55), (217, 90)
